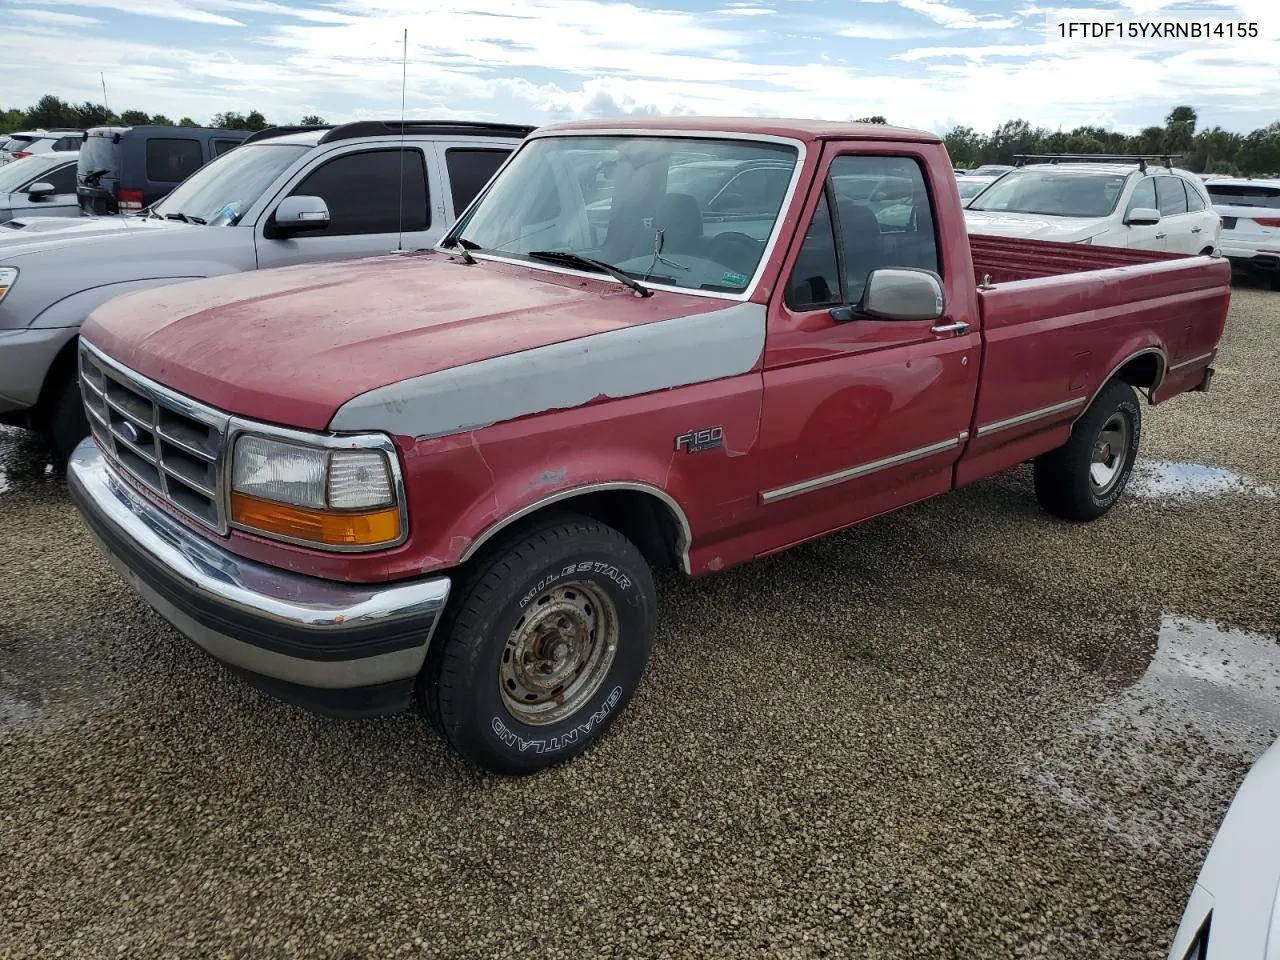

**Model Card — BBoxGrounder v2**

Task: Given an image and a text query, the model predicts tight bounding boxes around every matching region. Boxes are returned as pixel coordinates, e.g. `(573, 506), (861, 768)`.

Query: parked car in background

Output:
(0, 153), (80, 222)
(970, 163), (1014, 177)
(76, 124), (255, 215)
(0, 129), (82, 165)
(1204, 178), (1280, 288)
(66, 116), (1228, 776)
(0, 120), (533, 458)
(965, 156), (1220, 254)
(1166, 737), (1280, 959)
(956, 174), (999, 204)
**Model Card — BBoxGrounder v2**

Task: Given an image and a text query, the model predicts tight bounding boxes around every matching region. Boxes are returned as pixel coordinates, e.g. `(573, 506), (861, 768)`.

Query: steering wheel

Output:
(705, 231), (763, 275)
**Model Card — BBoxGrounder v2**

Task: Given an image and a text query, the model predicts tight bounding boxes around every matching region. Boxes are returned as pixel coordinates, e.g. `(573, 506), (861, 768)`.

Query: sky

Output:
(1, 0), (1277, 135)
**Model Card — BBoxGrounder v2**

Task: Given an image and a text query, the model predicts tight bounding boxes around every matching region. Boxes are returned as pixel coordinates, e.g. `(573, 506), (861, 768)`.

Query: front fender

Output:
(30, 278), (206, 330)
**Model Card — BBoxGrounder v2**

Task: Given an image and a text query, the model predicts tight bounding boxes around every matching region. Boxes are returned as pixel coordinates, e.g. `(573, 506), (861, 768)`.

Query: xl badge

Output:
(674, 426), (724, 453)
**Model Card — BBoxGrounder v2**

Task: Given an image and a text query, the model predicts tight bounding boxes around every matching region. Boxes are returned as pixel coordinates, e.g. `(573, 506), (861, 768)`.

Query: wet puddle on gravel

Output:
(1030, 615), (1280, 846)
(1129, 459), (1276, 500)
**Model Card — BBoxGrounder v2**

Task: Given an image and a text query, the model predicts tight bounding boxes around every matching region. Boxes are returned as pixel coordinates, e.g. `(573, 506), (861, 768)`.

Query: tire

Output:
(424, 514), (657, 776)
(48, 374), (89, 464)
(1033, 380), (1141, 521)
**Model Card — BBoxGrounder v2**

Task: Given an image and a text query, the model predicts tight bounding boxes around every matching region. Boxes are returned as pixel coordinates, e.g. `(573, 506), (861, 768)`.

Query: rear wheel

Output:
(424, 514), (657, 775)
(1034, 380), (1141, 521)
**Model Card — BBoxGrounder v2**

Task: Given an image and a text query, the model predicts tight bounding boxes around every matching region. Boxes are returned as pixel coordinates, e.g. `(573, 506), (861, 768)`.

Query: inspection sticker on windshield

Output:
(720, 271), (748, 286)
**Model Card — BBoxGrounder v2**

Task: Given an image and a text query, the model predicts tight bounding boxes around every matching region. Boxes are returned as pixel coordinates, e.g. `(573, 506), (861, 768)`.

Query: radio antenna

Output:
(100, 72), (110, 114)
(394, 27), (408, 253)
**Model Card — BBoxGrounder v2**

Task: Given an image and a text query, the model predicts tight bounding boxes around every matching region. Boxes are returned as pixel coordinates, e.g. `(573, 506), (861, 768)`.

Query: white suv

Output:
(1205, 178), (1280, 289)
(0, 129), (83, 165)
(964, 158), (1220, 255)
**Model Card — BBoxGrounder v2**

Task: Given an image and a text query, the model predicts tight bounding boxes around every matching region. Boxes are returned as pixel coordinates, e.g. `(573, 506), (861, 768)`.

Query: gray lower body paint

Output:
(328, 301), (767, 437)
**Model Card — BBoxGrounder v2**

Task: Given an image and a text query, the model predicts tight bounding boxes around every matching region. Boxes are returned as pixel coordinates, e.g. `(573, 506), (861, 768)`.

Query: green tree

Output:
(0, 108), (25, 134)
(72, 101), (115, 128)
(855, 115), (887, 124)
(1164, 105), (1197, 156)
(211, 109), (269, 131)
(942, 125), (984, 167)
(150, 114), (174, 126)
(24, 95), (77, 128)
(118, 109), (150, 125)
(300, 114), (327, 126)
(178, 116), (197, 127)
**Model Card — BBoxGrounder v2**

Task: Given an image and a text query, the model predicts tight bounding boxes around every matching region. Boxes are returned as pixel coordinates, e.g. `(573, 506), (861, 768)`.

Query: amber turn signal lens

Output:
(231, 492), (401, 548)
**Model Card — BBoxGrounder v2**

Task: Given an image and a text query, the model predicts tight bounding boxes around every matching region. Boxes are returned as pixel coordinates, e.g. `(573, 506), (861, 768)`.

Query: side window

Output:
(1126, 178), (1156, 214)
(829, 154), (938, 297)
(54, 137), (81, 152)
(785, 191), (840, 311)
(1184, 182), (1206, 212)
(289, 148), (429, 236)
(44, 163), (78, 194)
(445, 148), (510, 215)
(212, 139), (240, 157)
(146, 138), (203, 183)
(1157, 176), (1188, 216)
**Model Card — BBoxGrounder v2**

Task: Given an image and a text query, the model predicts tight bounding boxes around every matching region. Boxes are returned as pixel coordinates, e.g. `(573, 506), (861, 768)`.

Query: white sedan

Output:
(1205, 177), (1280, 289)
(964, 161), (1221, 254)
(1167, 736), (1280, 959)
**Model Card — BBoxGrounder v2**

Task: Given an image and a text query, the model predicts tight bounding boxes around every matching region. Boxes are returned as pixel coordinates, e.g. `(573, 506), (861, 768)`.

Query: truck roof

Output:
(532, 115), (942, 144)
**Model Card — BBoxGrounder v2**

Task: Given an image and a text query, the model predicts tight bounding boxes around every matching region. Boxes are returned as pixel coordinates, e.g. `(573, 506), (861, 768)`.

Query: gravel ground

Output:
(2, 279), (1278, 959)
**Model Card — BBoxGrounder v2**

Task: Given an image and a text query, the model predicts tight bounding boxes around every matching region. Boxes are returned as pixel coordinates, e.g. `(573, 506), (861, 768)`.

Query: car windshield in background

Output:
(77, 135), (119, 180)
(0, 156), (56, 192)
(1206, 184), (1280, 208)
(448, 135), (799, 294)
(151, 143), (310, 225)
(956, 179), (991, 200)
(967, 170), (1128, 217)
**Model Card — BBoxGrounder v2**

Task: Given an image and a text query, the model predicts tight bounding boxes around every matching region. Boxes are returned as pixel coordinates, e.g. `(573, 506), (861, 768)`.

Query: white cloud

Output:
(838, 21), (935, 39)
(895, 0), (1018, 29)
(10, 0), (245, 26)
(10, 8), (102, 26)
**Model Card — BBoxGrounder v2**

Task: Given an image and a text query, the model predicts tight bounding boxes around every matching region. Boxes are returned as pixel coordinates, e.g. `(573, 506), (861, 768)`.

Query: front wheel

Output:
(48, 374), (90, 463)
(424, 514), (657, 775)
(1033, 380), (1142, 521)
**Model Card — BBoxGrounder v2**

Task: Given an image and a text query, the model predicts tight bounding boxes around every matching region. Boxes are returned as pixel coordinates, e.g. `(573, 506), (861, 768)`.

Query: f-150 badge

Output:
(674, 426), (724, 453)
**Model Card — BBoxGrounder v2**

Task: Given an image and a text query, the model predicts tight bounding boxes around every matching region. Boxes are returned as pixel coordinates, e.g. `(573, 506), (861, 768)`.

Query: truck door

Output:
(255, 145), (444, 269)
(753, 143), (981, 552)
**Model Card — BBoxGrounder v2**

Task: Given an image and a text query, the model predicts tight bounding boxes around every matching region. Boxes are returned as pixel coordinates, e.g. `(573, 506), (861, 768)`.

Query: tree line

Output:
(4, 94), (1278, 176)
(0, 95), (325, 135)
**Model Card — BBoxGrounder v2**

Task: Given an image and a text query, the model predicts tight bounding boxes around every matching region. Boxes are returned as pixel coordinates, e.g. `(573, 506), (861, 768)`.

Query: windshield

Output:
(152, 143), (310, 225)
(448, 135), (799, 294)
(956, 179), (993, 200)
(0, 156), (57, 192)
(967, 170), (1128, 217)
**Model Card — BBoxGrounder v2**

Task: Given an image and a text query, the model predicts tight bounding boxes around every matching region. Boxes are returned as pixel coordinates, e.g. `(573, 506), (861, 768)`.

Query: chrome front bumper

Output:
(67, 438), (451, 717)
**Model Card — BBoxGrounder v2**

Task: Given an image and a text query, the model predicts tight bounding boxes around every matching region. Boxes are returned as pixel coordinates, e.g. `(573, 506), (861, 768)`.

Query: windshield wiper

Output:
(441, 235), (480, 264)
(526, 251), (653, 298)
(83, 168), (110, 186)
(163, 212), (207, 225)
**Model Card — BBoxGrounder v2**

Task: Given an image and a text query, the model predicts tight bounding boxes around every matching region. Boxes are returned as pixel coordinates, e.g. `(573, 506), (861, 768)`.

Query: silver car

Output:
(0, 129), (82, 165)
(0, 153), (80, 222)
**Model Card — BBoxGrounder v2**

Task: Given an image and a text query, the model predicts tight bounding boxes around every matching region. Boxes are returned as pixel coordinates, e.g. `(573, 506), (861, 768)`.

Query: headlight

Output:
(0, 267), (17, 304)
(230, 433), (403, 550)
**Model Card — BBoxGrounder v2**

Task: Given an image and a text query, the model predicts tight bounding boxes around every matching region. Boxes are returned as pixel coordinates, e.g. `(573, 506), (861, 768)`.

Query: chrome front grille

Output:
(79, 341), (231, 533)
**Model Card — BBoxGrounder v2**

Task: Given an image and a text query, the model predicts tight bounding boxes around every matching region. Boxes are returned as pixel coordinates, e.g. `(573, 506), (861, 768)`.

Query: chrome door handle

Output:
(1191, 227), (1202, 233)
(1155, 232), (1167, 239)
(931, 320), (969, 336)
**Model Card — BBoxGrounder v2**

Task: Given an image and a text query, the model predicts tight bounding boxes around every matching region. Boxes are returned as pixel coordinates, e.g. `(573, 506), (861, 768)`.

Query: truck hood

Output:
(0, 214), (195, 257)
(81, 252), (729, 431)
(964, 210), (1101, 243)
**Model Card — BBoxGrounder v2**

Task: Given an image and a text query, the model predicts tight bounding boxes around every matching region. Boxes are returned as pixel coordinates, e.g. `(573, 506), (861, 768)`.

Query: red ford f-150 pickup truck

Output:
(67, 117), (1230, 775)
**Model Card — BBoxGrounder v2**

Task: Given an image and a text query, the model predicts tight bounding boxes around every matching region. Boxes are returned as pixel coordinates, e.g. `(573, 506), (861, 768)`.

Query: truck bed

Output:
(969, 234), (1182, 286)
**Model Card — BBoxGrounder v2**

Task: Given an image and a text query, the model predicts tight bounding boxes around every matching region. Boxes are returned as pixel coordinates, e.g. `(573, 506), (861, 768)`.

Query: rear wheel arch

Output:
(1084, 347), (1167, 413)
(459, 483), (692, 575)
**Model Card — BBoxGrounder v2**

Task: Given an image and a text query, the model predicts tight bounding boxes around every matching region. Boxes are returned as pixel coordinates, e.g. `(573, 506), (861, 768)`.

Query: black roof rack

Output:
(1014, 153), (1182, 173)
(240, 124), (330, 145)
(317, 121), (536, 144)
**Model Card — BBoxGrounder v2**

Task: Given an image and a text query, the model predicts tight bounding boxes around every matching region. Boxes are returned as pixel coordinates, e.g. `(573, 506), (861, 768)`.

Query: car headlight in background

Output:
(0, 267), (18, 304)
(230, 433), (403, 550)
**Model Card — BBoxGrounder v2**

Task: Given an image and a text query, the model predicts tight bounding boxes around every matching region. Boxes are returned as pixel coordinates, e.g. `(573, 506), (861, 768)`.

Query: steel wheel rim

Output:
(1089, 412), (1130, 495)
(500, 580), (619, 726)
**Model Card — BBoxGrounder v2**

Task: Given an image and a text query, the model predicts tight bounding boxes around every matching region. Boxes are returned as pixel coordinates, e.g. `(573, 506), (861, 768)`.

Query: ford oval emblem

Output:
(118, 421), (141, 444)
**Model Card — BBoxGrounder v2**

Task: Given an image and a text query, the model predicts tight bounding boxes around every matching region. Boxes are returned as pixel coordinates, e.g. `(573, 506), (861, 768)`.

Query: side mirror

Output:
(270, 195), (330, 237)
(1125, 207), (1161, 226)
(26, 182), (56, 200)
(835, 267), (945, 322)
